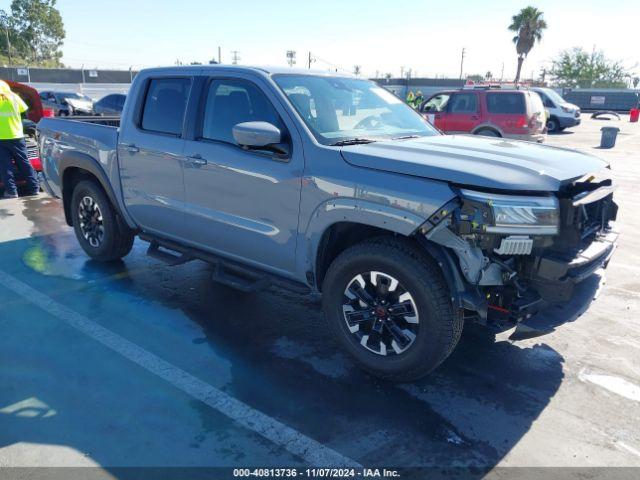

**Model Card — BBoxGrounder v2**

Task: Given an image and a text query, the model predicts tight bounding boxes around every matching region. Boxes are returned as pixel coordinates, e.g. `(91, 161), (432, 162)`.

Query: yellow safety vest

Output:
(0, 92), (28, 140)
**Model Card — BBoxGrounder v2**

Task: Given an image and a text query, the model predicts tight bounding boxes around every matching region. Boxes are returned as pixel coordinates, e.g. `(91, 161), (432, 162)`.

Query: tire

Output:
(71, 179), (135, 261)
(475, 128), (500, 137)
(546, 117), (559, 133)
(321, 237), (463, 382)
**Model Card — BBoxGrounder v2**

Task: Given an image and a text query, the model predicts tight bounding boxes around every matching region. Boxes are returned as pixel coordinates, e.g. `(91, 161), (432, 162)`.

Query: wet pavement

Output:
(0, 115), (639, 473)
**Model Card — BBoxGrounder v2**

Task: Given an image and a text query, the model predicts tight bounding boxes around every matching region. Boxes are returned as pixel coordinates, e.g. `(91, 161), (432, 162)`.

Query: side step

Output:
(140, 233), (310, 295)
(211, 262), (271, 293)
(146, 240), (195, 266)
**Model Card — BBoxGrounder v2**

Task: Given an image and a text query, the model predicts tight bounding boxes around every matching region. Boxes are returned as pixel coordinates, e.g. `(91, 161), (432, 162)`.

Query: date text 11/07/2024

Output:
(232, 468), (401, 478)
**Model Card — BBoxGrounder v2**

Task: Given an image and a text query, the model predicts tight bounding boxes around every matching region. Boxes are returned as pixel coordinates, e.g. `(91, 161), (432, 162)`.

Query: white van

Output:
(532, 87), (581, 133)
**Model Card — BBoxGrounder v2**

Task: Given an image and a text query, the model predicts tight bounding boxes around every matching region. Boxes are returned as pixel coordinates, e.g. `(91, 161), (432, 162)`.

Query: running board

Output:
(140, 233), (310, 295)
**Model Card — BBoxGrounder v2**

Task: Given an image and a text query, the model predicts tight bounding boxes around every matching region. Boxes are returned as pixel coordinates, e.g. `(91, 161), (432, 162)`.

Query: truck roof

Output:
(138, 65), (356, 78)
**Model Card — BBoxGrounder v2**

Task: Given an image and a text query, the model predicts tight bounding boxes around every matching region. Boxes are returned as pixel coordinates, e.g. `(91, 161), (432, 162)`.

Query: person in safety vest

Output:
(0, 80), (39, 199)
(414, 90), (424, 109)
(406, 90), (415, 107)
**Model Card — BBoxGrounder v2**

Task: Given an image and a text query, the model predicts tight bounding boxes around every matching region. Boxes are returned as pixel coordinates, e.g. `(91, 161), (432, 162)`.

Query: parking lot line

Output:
(0, 268), (360, 468)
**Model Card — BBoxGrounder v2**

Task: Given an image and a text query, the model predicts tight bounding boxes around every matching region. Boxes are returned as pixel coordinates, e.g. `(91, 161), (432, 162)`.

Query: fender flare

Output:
(58, 151), (134, 228)
(302, 197), (427, 274)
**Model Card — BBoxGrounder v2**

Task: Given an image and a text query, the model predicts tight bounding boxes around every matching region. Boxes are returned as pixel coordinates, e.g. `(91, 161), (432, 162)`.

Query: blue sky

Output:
(1, 0), (638, 79)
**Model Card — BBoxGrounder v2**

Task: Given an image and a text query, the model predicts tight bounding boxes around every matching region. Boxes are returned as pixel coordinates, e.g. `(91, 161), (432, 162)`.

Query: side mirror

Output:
(233, 121), (281, 148)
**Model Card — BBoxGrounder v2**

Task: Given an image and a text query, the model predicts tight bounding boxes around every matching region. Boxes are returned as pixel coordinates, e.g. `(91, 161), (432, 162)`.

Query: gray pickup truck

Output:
(38, 66), (618, 381)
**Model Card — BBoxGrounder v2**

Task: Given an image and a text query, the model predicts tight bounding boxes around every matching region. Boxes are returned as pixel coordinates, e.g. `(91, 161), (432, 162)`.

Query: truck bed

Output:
(38, 117), (121, 198)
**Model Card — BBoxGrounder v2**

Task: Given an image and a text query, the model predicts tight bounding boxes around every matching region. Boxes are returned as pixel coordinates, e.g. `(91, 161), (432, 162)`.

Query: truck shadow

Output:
(0, 198), (584, 472)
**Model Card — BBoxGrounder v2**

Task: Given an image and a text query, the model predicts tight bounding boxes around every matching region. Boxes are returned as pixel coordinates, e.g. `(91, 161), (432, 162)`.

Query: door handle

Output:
(188, 154), (207, 166)
(126, 144), (139, 154)
(470, 115), (479, 120)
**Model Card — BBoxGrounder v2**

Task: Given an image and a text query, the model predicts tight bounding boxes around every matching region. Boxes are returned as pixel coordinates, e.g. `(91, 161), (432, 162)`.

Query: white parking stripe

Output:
(0, 269), (360, 467)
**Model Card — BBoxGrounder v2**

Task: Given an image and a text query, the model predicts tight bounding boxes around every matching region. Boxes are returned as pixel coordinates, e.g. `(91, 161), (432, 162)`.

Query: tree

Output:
(0, 0), (65, 67)
(353, 65), (361, 76)
(508, 6), (547, 84)
(466, 74), (485, 82)
(549, 47), (632, 88)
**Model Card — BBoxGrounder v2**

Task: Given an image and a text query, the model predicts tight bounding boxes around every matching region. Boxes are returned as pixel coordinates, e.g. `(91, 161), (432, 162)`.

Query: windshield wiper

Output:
(330, 138), (377, 146)
(391, 135), (421, 140)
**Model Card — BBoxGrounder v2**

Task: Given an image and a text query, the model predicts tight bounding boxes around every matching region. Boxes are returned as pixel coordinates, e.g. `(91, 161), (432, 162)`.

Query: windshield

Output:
(540, 88), (566, 105)
(273, 75), (438, 145)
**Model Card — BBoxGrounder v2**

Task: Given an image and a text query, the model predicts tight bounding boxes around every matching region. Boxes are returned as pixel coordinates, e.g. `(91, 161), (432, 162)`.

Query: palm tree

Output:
(508, 6), (547, 84)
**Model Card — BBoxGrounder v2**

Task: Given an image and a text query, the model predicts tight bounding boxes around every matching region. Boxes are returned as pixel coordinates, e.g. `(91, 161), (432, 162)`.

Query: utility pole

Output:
(308, 51), (313, 69)
(400, 66), (405, 78)
(231, 50), (240, 65)
(459, 47), (466, 80)
(500, 62), (504, 81)
(218, 46), (221, 64)
(286, 50), (296, 67)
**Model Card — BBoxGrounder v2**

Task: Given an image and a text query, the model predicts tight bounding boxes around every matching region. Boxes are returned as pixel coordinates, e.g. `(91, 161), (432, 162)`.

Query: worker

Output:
(406, 90), (415, 107)
(0, 80), (38, 199)
(414, 91), (425, 109)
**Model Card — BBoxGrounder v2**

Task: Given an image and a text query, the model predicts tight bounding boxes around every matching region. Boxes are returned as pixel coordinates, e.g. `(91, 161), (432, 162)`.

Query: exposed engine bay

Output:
(419, 173), (618, 332)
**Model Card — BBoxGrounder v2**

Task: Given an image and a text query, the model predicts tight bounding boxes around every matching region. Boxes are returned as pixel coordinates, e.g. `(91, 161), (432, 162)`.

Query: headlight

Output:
(459, 189), (559, 235)
(561, 106), (572, 113)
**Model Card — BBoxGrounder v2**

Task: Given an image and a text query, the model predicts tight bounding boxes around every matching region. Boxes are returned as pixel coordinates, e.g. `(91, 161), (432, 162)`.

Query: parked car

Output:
(38, 66), (618, 381)
(94, 93), (126, 116)
(39, 91), (94, 116)
(531, 87), (581, 133)
(0, 80), (46, 195)
(419, 88), (546, 142)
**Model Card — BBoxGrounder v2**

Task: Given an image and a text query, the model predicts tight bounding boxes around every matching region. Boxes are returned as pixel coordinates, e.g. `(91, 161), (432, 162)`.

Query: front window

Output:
(541, 88), (566, 105)
(422, 94), (450, 113)
(274, 75), (438, 145)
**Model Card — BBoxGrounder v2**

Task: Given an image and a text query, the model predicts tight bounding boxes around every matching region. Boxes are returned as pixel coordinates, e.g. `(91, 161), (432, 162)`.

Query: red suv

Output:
(419, 88), (546, 142)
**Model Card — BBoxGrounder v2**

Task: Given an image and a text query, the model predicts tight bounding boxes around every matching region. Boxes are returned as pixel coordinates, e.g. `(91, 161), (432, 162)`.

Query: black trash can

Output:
(600, 127), (620, 148)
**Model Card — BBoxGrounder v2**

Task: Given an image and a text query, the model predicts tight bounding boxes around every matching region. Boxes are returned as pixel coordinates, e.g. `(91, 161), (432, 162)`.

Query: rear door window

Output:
(200, 78), (284, 144)
(448, 93), (478, 113)
(486, 93), (525, 114)
(141, 78), (192, 135)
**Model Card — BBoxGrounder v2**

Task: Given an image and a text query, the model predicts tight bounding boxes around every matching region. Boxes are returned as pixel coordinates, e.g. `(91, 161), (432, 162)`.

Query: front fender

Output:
(302, 197), (428, 280)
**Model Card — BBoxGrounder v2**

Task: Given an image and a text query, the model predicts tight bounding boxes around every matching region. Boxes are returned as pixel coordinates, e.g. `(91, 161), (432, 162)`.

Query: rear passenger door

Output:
(443, 92), (479, 133)
(181, 75), (303, 275)
(118, 76), (192, 240)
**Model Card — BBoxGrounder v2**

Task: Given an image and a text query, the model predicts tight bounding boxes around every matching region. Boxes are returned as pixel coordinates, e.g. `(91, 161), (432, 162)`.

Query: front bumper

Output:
(530, 226), (618, 303)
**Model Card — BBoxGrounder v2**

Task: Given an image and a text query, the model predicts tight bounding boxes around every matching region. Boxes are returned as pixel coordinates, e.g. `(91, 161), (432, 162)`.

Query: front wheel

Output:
(546, 117), (559, 133)
(321, 238), (463, 381)
(71, 180), (135, 261)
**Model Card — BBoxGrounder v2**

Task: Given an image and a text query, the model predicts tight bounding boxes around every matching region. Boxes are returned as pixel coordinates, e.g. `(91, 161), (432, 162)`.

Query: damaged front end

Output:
(418, 175), (619, 337)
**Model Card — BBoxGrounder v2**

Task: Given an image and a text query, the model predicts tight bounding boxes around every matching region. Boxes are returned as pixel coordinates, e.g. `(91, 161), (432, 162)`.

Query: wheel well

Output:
(315, 222), (400, 290)
(61, 167), (100, 226)
(474, 127), (501, 137)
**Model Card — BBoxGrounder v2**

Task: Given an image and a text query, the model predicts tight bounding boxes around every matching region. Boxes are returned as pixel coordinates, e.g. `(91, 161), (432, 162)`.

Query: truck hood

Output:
(66, 98), (93, 111)
(340, 135), (609, 191)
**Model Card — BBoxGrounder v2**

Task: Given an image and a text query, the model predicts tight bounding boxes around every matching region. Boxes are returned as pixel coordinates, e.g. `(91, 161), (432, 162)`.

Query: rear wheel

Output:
(321, 238), (463, 381)
(71, 180), (134, 261)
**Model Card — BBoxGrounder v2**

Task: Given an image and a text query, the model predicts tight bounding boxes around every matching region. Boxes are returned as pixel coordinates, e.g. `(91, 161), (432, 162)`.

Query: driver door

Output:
(420, 93), (449, 130)
(181, 76), (304, 275)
